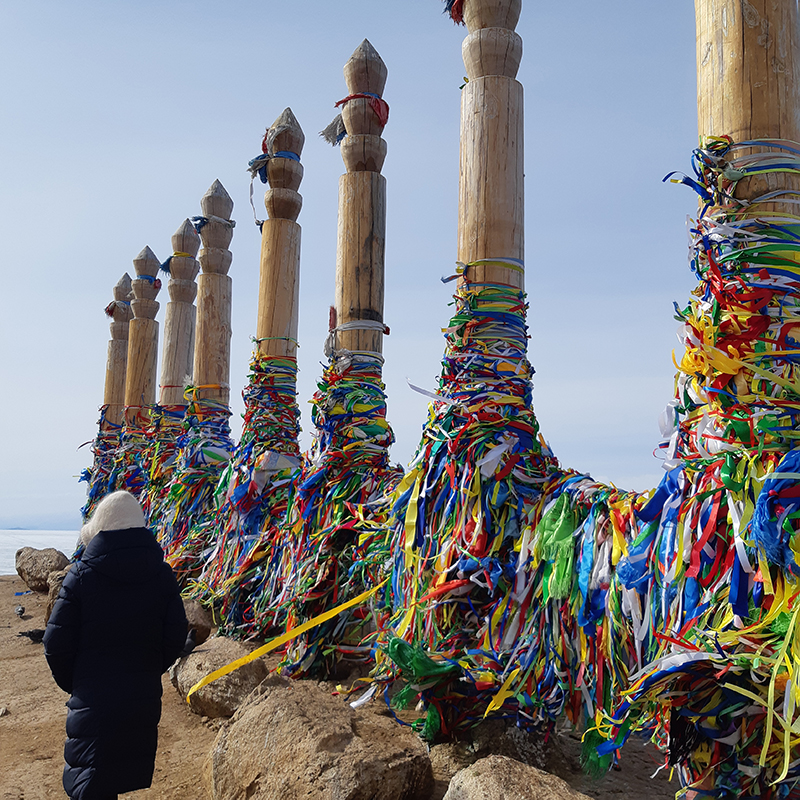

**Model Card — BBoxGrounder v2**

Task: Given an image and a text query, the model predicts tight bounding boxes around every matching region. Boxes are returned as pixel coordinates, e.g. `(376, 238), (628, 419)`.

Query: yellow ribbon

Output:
(484, 667), (520, 718)
(185, 579), (387, 703)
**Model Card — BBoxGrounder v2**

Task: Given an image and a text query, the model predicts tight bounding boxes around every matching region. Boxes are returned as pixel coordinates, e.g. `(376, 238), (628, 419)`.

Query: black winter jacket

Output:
(44, 527), (187, 800)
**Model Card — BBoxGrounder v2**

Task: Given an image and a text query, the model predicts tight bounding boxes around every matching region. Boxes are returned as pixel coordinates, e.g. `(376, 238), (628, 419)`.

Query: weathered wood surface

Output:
(160, 219), (200, 406)
(257, 108), (304, 360)
(696, 0), (800, 204)
(334, 40), (388, 357)
(457, 0), (524, 290)
(335, 172), (386, 355)
(125, 246), (161, 425)
(103, 273), (133, 429)
(194, 180), (234, 405)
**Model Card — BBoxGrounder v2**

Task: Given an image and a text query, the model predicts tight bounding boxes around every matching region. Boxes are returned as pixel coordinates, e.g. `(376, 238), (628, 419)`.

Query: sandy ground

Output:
(0, 575), (216, 800)
(1, 572), (679, 800)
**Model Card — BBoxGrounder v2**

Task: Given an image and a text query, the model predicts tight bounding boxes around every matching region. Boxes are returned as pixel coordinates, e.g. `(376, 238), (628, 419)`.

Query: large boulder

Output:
(183, 597), (214, 645)
(45, 565), (73, 623)
(204, 676), (433, 800)
(171, 636), (268, 718)
(443, 755), (592, 800)
(15, 547), (69, 593)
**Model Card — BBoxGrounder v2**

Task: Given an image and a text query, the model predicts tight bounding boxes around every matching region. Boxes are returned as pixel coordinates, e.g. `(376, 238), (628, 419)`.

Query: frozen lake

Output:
(1, 530), (79, 576)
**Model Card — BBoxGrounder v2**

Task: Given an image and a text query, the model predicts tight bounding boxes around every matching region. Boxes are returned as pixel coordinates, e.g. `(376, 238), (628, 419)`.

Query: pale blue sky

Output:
(0, 1), (698, 529)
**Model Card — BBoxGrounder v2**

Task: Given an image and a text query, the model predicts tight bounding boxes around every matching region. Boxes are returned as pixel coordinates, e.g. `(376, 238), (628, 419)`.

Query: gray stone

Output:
(45, 565), (73, 624)
(443, 755), (592, 800)
(171, 636), (268, 718)
(183, 597), (214, 645)
(204, 676), (433, 800)
(15, 547), (69, 593)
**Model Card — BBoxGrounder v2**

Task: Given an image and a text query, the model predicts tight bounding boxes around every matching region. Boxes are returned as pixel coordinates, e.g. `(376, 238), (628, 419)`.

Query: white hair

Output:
(80, 491), (146, 545)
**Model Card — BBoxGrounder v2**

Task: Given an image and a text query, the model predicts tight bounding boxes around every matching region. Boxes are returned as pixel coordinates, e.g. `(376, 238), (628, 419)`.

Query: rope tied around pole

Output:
(133, 274), (162, 290)
(104, 299), (131, 318)
(190, 215), (235, 233)
(247, 123), (303, 227)
(321, 93), (390, 147)
(324, 319), (390, 361)
(159, 252), (193, 275)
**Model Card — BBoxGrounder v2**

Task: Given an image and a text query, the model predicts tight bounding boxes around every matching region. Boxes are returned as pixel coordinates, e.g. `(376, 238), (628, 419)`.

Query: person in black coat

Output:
(44, 491), (188, 800)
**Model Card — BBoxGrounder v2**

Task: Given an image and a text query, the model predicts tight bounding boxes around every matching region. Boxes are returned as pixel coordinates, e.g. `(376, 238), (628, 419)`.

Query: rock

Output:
(204, 676), (433, 800)
(183, 597), (214, 644)
(0, 707), (8, 717)
(171, 636), (268, 718)
(15, 547), (69, 593)
(45, 565), (73, 624)
(430, 718), (548, 791)
(443, 755), (592, 800)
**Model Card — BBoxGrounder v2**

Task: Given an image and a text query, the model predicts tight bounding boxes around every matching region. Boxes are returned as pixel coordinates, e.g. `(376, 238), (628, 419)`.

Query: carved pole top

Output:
(344, 39), (387, 96)
(131, 246), (161, 318)
(133, 246), (160, 278)
(107, 272), (134, 325)
(267, 108), (305, 157)
(113, 272), (133, 302)
(201, 179), (234, 220)
(172, 218), (201, 258)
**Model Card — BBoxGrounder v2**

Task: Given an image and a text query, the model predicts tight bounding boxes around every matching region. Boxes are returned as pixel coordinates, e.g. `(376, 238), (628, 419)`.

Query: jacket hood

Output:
(81, 527), (166, 582)
(81, 491), (146, 545)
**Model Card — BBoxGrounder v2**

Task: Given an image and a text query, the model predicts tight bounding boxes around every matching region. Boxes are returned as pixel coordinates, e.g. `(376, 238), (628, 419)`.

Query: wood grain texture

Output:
(159, 221), (200, 406)
(257, 219), (301, 358)
(335, 172), (386, 355)
(696, 0), (800, 200)
(464, 0), (521, 31)
(124, 317), (159, 411)
(458, 75), (525, 288)
(124, 248), (161, 422)
(103, 273), (133, 428)
(103, 339), (128, 428)
(194, 181), (234, 404)
(193, 273), (232, 405)
(160, 301), (196, 405)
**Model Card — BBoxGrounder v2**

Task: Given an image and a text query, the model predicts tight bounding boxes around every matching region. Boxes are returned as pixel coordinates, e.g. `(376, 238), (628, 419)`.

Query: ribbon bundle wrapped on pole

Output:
(113, 246), (162, 498)
(156, 181), (236, 580)
(141, 219), (201, 523)
(191, 109), (306, 636)
(261, 40), (401, 676)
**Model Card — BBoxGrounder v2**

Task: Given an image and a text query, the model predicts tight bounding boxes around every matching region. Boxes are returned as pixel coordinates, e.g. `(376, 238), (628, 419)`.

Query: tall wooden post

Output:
(155, 184), (235, 575)
(81, 273), (134, 518)
(695, 0), (800, 201)
(194, 111), (305, 627)
(194, 180), (234, 406)
(333, 39), (388, 357)
(257, 108), (304, 360)
(103, 273), (133, 429)
(159, 219), (200, 406)
(141, 221), (201, 523)
(125, 246), (161, 426)
(458, 0), (524, 288)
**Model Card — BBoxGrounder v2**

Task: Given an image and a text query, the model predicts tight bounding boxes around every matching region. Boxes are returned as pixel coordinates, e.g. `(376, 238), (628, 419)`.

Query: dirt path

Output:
(0, 575), (216, 800)
(1, 572), (679, 800)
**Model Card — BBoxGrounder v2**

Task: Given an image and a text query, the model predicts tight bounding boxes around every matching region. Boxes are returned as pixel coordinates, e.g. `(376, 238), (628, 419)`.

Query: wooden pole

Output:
(257, 108), (304, 360)
(159, 219), (200, 406)
(103, 272), (133, 429)
(124, 246), (161, 427)
(458, 0), (524, 289)
(193, 180), (234, 406)
(333, 39), (388, 357)
(695, 0), (800, 204)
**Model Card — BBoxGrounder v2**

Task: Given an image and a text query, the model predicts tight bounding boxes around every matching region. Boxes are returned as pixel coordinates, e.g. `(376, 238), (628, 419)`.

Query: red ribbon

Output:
(335, 93), (390, 127)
